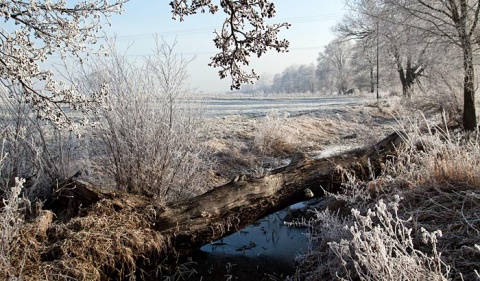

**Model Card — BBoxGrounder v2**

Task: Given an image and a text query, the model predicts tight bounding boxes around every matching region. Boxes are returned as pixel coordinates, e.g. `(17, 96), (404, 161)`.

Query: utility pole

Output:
(376, 21), (380, 100)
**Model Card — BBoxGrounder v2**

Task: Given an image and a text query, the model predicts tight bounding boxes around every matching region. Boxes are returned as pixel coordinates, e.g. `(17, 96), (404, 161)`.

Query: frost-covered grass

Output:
(292, 118), (480, 280)
(0, 177), (27, 280)
(204, 102), (392, 182)
(0, 138), (29, 280)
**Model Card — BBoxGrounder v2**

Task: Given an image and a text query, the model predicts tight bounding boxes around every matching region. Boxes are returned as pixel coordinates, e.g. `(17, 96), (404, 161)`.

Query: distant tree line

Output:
(236, 37), (393, 95)
(238, 0), (478, 127)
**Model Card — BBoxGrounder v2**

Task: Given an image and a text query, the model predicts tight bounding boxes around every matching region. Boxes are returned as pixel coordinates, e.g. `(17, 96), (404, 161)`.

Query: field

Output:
(193, 94), (368, 117)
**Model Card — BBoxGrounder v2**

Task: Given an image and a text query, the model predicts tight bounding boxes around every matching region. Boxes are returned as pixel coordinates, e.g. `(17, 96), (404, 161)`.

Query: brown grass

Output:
(293, 118), (480, 280)
(392, 123), (480, 279)
(11, 198), (168, 280)
(204, 105), (395, 181)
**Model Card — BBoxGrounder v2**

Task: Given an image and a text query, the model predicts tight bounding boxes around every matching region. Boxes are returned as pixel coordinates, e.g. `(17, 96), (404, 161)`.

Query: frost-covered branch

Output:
(0, 0), (126, 127)
(170, 0), (290, 89)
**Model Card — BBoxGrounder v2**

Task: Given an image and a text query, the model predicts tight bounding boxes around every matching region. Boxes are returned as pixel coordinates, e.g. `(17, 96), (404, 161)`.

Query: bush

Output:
(0, 86), (86, 200)
(77, 39), (210, 201)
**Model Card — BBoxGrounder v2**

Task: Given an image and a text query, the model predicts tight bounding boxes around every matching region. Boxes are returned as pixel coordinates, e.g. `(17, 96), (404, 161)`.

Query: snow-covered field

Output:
(190, 94), (374, 117)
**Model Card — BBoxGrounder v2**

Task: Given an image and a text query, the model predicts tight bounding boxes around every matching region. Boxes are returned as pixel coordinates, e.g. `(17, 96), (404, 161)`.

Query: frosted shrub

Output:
(329, 196), (450, 281)
(79, 39), (209, 201)
(0, 174), (28, 279)
(0, 88), (87, 199)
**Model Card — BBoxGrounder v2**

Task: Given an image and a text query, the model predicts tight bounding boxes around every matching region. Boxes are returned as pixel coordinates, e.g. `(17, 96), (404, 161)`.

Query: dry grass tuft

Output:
(397, 123), (480, 187)
(9, 199), (169, 280)
(254, 111), (299, 156)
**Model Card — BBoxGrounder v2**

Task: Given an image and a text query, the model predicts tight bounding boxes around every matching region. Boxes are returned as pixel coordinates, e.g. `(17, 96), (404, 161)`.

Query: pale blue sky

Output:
(104, 1), (346, 93)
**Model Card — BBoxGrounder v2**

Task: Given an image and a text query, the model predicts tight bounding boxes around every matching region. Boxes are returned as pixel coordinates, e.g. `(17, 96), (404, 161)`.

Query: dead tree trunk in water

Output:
(40, 131), (404, 278)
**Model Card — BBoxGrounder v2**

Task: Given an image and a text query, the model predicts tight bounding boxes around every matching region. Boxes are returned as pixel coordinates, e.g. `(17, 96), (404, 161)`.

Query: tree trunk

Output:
(462, 37), (477, 130)
(370, 66), (375, 94)
(38, 132), (405, 279)
(398, 64), (423, 98)
(394, 49), (424, 99)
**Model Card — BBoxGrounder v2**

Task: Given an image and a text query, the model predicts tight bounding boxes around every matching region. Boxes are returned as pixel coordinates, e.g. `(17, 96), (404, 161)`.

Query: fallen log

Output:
(32, 131), (404, 279)
(159, 131), (404, 251)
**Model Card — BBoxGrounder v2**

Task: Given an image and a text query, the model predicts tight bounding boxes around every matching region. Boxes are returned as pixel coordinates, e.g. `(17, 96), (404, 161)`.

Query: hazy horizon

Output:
(102, 1), (346, 94)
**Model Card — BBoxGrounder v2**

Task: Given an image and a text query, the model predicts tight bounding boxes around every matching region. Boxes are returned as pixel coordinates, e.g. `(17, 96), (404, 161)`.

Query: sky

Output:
(103, 1), (347, 94)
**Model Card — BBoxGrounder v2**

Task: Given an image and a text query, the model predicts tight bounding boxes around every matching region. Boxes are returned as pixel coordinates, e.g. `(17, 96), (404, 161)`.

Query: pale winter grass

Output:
(391, 118), (480, 278)
(253, 109), (377, 156)
(293, 118), (480, 280)
(0, 86), (90, 200)
(391, 115), (480, 187)
(0, 140), (28, 279)
(204, 105), (390, 180)
(254, 110), (298, 156)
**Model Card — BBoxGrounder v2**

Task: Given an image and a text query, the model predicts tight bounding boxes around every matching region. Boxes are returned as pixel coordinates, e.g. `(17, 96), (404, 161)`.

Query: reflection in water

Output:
(201, 204), (308, 267)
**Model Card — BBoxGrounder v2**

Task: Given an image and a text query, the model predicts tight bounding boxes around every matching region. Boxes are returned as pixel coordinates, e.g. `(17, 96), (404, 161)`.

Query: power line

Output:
(123, 45), (326, 57)
(112, 13), (343, 41)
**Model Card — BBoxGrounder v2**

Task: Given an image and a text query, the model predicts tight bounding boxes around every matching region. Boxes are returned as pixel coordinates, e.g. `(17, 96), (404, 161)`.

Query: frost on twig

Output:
(170, 0), (290, 89)
(2, 1), (290, 126)
(0, 0), (126, 128)
(328, 196), (450, 281)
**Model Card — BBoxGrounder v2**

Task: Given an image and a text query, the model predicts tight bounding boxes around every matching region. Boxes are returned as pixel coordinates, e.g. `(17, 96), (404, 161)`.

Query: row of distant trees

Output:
(240, 0), (476, 106)
(238, 39), (374, 95)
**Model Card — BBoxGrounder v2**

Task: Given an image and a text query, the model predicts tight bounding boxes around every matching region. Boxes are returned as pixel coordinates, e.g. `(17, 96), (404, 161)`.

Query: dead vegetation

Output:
(9, 194), (168, 280)
(204, 104), (396, 182)
(3, 89), (479, 280)
(292, 119), (480, 280)
(0, 100), (402, 280)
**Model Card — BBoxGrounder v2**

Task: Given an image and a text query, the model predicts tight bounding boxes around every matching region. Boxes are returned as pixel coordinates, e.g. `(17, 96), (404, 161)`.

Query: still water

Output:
(201, 203), (308, 266)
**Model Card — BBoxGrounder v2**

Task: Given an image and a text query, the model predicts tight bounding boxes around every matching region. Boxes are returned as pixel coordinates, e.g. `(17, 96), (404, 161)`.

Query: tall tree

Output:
(340, 0), (434, 98)
(351, 39), (377, 93)
(316, 39), (354, 95)
(390, 0), (480, 129)
(387, 24), (430, 98)
(271, 65), (316, 94)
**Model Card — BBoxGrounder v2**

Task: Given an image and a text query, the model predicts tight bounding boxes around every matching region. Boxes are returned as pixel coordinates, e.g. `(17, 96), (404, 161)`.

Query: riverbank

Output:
(197, 95), (480, 280)
(166, 98), (404, 280)
(4, 93), (477, 280)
